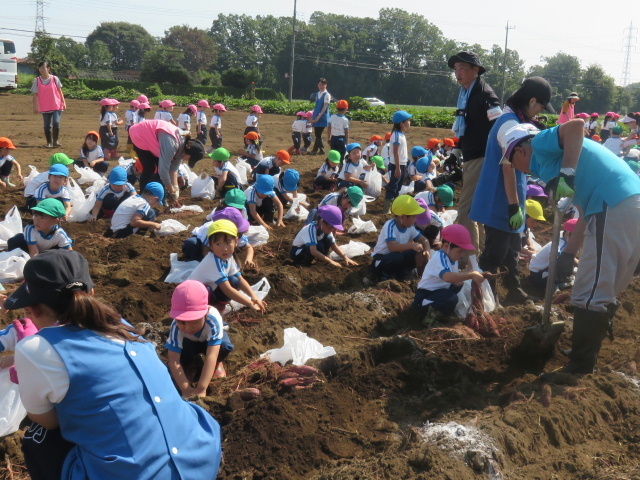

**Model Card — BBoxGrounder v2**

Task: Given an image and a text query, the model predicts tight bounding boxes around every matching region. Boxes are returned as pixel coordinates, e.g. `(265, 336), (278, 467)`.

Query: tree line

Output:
(28, 9), (640, 112)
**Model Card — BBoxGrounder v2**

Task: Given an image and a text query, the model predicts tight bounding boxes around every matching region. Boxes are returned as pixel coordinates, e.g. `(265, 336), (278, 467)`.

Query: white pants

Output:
(572, 195), (640, 312)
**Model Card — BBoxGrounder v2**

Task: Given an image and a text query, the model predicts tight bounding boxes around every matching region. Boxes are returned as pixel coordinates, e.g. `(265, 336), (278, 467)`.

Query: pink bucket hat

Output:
(170, 280), (209, 321)
(442, 224), (475, 250)
(251, 105), (263, 114)
(415, 197), (431, 225)
(187, 104), (197, 115)
(197, 99), (211, 108)
(130, 99), (140, 108)
(212, 103), (227, 111)
(137, 95), (149, 104)
(159, 99), (176, 108)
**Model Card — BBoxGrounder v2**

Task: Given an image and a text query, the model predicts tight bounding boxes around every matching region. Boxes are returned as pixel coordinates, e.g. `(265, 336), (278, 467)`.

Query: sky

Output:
(3, 0), (639, 85)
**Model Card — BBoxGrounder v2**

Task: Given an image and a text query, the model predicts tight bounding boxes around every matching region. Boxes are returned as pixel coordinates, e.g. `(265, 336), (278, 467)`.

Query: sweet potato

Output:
(277, 371), (300, 380)
(286, 365), (319, 377)
(238, 388), (261, 400)
(279, 377), (302, 387)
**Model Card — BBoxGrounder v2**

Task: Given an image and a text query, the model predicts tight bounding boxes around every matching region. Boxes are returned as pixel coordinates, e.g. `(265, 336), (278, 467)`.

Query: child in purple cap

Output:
(526, 183), (548, 207)
(414, 197), (441, 250)
(290, 205), (358, 267)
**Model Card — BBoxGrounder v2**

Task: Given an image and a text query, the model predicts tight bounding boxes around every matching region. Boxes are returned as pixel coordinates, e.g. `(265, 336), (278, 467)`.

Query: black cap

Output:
(4, 250), (94, 311)
(447, 51), (486, 75)
(185, 140), (206, 168)
(516, 77), (555, 114)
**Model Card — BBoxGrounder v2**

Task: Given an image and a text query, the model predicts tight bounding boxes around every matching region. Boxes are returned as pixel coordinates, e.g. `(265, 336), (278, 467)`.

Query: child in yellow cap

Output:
(371, 195), (430, 280)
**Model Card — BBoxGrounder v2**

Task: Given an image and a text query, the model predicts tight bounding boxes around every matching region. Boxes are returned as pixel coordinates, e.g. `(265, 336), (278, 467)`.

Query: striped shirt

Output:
(292, 222), (335, 248)
(372, 218), (422, 256)
(417, 249), (459, 290)
(165, 306), (224, 353)
(189, 252), (241, 291)
(24, 224), (72, 251)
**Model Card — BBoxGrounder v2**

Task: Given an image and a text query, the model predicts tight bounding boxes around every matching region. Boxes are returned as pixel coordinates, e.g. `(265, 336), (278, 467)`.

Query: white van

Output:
(0, 39), (18, 90)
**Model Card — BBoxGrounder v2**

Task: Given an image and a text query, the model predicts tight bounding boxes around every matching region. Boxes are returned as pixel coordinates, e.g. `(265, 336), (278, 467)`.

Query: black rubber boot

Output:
(44, 129), (52, 147)
(52, 125), (61, 147)
(503, 273), (537, 303)
(564, 308), (610, 374)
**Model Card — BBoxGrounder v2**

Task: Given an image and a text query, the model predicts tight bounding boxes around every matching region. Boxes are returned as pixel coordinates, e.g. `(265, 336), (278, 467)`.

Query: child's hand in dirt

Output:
(328, 259), (342, 268)
(251, 298), (267, 314)
(344, 257), (358, 266)
(244, 259), (257, 270)
(153, 223), (162, 231)
(264, 223), (273, 231)
(276, 220), (286, 228)
(470, 271), (485, 285)
(89, 214), (97, 222)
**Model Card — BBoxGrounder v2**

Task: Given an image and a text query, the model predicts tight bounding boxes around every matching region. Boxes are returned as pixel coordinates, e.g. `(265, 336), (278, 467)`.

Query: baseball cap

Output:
(170, 280), (210, 321)
(207, 219), (238, 239)
(244, 131), (260, 141)
(499, 123), (540, 165)
(86, 130), (100, 141)
(511, 77), (555, 114)
(415, 197), (431, 225)
(345, 186), (363, 207)
(591, 134), (602, 142)
(49, 164), (69, 177)
(612, 125), (623, 134)
(138, 102), (151, 109)
(143, 181), (165, 206)
(31, 198), (66, 218)
(441, 224), (475, 250)
(254, 175), (275, 196)
(621, 115), (636, 124)
(447, 51), (486, 74)
(346, 143), (361, 153)
(4, 250), (94, 311)
(49, 153), (73, 166)
(0, 137), (16, 149)
(212, 207), (250, 233)
(130, 99), (140, 108)
(212, 103), (226, 111)
(185, 140), (206, 168)
(370, 135), (382, 142)
(225, 189), (246, 209)
(391, 195), (425, 216)
(209, 147), (231, 162)
(443, 138), (455, 147)
(416, 156), (432, 174)
(525, 199), (546, 221)
(108, 166), (128, 186)
(318, 205), (344, 230)
(436, 185), (454, 207)
(370, 155), (385, 169)
(392, 111), (412, 123)
(275, 150), (291, 164)
(526, 184), (547, 198)
(283, 169), (300, 191)
(426, 139), (441, 150)
(327, 150), (342, 164)
(187, 105), (197, 115)
(384, 132), (392, 141)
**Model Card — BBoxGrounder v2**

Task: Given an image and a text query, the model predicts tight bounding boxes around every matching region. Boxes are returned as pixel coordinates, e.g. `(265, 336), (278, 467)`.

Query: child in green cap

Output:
(209, 147), (241, 197)
(415, 185), (455, 214)
(7, 198), (73, 257)
(313, 150), (341, 191)
(312, 185), (364, 229)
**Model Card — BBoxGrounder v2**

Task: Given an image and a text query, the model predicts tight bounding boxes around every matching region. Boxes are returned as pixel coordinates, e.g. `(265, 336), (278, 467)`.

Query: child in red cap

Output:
(166, 280), (235, 396)
(0, 137), (23, 187)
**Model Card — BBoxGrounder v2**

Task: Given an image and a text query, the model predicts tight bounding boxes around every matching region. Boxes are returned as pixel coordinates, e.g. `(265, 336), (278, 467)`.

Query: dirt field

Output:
(1, 92), (640, 480)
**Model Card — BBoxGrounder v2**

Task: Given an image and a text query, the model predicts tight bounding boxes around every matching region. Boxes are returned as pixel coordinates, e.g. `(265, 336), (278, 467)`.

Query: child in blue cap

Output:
(32, 163), (72, 218)
(337, 143), (369, 190)
(24, 153), (73, 207)
(384, 110), (412, 213)
(291, 205), (358, 267)
(90, 166), (137, 220)
(108, 181), (163, 238)
(245, 174), (284, 230)
(275, 168), (301, 207)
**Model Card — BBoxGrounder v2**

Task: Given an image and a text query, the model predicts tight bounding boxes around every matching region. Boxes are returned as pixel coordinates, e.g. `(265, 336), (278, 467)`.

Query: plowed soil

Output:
(1, 93), (640, 480)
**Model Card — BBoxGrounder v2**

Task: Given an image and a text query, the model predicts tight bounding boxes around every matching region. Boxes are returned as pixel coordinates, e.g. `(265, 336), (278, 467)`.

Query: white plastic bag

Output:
(235, 158), (250, 186)
(191, 173), (216, 200)
(283, 199), (309, 222)
(164, 253), (199, 283)
(347, 217), (377, 235)
(179, 163), (198, 184)
(399, 181), (415, 195)
(261, 327), (336, 366)
(245, 225), (269, 247)
(453, 255), (496, 318)
(227, 277), (271, 312)
(0, 368), (27, 437)
(329, 240), (371, 260)
(350, 200), (367, 217)
(23, 165), (39, 188)
(170, 205), (204, 214)
(0, 206), (23, 249)
(118, 157), (135, 169)
(67, 177), (85, 203)
(441, 209), (458, 227)
(0, 249), (30, 282)
(363, 169), (382, 198)
(67, 190), (96, 223)
(157, 219), (188, 235)
(85, 178), (107, 196)
(74, 164), (102, 185)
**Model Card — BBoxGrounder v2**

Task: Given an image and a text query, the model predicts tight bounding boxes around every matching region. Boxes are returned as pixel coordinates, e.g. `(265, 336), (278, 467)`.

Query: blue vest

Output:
(469, 111), (527, 233)
(313, 92), (330, 127)
(38, 325), (221, 480)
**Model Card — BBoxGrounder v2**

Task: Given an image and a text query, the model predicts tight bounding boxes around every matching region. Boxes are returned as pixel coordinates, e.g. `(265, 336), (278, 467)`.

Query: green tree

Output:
(140, 46), (190, 85)
(86, 22), (155, 70)
(580, 65), (615, 114)
(55, 36), (87, 68)
(221, 67), (261, 88)
(481, 44), (525, 104)
(28, 33), (76, 77)
(210, 14), (260, 71)
(85, 40), (112, 70)
(163, 25), (217, 72)
(528, 52), (582, 109)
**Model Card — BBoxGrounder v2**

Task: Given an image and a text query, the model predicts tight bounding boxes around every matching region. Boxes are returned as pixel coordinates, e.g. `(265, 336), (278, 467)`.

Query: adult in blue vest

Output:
(309, 78), (332, 155)
(502, 120), (640, 376)
(7, 250), (222, 480)
(469, 77), (555, 304)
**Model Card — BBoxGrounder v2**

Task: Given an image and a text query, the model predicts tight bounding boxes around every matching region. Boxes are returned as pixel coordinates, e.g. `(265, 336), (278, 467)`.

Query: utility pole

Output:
(288, 0), (297, 101)
(35, 0), (46, 33)
(500, 21), (515, 106)
(621, 22), (636, 87)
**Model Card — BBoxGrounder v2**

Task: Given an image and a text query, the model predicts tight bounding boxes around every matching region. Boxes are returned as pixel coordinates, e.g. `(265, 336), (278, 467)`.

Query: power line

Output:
(35, 0), (46, 33)
(621, 22), (637, 87)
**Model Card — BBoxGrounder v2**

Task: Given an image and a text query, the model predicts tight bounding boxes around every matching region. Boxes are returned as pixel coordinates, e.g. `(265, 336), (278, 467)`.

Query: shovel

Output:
(517, 194), (572, 357)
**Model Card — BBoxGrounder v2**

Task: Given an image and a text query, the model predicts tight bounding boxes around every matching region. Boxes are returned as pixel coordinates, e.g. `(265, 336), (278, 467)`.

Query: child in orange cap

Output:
(77, 131), (108, 174)
(426, 138), (444, 164)
(0, 137), (23, 187)
(166, 280), (234, 396)
(362, 135), (383, 163)
(252, 149), (290, 179)
(238, 131), (263, 167)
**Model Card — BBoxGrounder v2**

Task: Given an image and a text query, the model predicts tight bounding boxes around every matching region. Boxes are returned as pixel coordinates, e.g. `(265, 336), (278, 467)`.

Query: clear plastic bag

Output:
(23, 165), (39, 188)
(245, 225), (269, 247)
(157, 219), (188, 235)
(164, 253), (200, 283)
(329, 240), (370, 260)
(363, 169), (382, 198)
(347, 217), (377, 235)
(0, 249), (30, 282)
(283, 199), (309, 222)
(228, 277), (271, 311)
(74, 164), (102, 185)
(0, 206), (23, 249)
(0, 368), (27, 437)
(191, 173), (216, 200)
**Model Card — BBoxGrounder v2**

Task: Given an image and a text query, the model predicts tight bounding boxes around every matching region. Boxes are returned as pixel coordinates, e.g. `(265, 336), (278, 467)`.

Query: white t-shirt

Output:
(389, 131), (408, 166)
(110, 195), (152, 232)
(97, 183), (136, 201)
(197, 111), (206, 126)
(79, 145), (104, 162)
(602, 137), (623, 156)
(415, 191), (436, 208)
(244, 185), (274, 207)
(529, 238), (566, 273)
(372, 218), (422, 256)
(189, 252), (241, 291)
(165, 306), (225, 353)
(292, 222), (335, 248)
(24, 172), (49, 197)
(24, 224), (72, 251)
(246, 144), (263, 162)
(380, 143), (391, 161)
(177, 113), (191, 130)
(417, 249), (459, 290)
(209, 114), (222, 128)
(125, 109), (137, 127)
(0, 154), (16, 169)
(155, 111), (173, 122)
(329, 114), (349, 136)
(34, 183), (71, 202)
(316, 162), (339, 179)
(362, 143), (378, 159)
(338, 159), (365, 181)
(192, 221), (248, 247)
(245, 114), (258, 127)
(292, 119), (306, 133)
(30, 75), (62, 93)
(601, 120), (616, 131)
(214, 161), (240, 182)
(0, 324), (18, 352)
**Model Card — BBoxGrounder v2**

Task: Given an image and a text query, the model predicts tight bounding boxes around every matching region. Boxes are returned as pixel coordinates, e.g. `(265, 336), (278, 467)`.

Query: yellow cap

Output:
(207, 219), (238, 239)
(391, 195), (426, 216)
(525, 199), (545, 221)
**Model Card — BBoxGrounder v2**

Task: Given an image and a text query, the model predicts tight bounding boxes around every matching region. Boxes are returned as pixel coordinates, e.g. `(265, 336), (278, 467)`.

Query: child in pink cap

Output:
(290, 205), (358, 267)
(155, 99), (177, 125)
(196, 100), (210, 143)
(165, 280), (234, 397)
(413, 224), (485, 322)
(177, 105), (197, 132)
